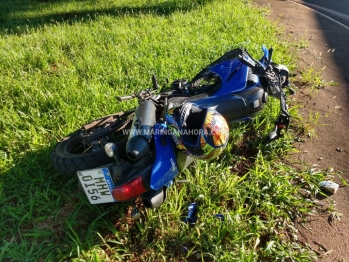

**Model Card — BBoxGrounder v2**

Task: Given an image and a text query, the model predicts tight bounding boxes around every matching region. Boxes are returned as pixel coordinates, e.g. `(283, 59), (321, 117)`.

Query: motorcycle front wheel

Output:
(51, 110), (134, 176)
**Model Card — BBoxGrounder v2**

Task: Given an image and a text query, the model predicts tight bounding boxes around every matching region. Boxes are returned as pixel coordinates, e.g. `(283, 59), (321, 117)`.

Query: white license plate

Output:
(77, 168), (116, 204)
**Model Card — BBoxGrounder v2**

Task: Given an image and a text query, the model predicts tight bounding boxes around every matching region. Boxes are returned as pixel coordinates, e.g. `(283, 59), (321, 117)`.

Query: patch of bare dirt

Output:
(252, 0), (349, 260)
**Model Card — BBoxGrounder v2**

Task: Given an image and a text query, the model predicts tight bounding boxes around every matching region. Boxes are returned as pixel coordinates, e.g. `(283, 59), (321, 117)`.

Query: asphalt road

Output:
(294, 0), (349, 27)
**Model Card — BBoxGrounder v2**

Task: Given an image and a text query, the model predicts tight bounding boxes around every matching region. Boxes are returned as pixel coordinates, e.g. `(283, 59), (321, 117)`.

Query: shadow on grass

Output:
(0, 0), (214, 35)
(0, 145), (199, 260)
(0, 146), (129, 260)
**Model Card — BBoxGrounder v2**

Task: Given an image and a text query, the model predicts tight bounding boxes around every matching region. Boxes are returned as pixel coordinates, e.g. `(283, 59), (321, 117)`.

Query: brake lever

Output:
(267, 48), (273, 67)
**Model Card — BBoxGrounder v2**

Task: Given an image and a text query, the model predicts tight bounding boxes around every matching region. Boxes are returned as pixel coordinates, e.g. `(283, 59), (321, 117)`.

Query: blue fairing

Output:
(209, 60), (249, 95)
(150, 124), (179, 190)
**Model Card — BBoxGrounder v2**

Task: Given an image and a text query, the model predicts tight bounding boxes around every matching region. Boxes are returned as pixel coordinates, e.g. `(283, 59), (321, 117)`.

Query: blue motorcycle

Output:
(51, 46), (290, 219)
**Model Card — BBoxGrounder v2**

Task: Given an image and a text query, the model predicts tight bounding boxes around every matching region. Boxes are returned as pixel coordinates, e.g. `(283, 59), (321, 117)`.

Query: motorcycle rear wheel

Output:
(51, 110), (134, 176)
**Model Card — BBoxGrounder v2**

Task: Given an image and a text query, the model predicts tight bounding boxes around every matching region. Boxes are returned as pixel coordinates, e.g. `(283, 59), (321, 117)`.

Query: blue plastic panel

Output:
(150, 124), (179, 190)
(209, 60), (249, 96)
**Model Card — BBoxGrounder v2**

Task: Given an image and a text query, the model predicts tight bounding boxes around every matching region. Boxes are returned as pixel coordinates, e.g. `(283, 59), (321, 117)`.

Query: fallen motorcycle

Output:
(51, 47), (291, 219)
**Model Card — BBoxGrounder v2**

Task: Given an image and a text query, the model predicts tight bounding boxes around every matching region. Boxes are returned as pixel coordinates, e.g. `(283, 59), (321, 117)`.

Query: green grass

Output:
(0, 0), (330, 261)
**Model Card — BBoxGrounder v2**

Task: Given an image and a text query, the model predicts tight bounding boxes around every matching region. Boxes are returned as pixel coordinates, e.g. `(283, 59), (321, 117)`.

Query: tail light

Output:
(112, 176), (147, 201)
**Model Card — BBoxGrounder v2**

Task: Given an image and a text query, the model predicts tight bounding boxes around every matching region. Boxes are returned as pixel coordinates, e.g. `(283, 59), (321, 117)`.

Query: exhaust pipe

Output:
(142, 188), (166, 209)
(126, 100), (156, 161)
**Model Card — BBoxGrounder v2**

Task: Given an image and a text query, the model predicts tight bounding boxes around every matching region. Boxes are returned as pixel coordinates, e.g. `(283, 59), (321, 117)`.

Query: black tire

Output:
(51, 111), (134, 176)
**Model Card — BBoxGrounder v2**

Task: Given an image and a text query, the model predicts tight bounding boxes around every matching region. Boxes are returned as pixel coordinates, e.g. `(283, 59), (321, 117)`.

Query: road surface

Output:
(293, 0), (349, 27)
(254, 0), (349, 261)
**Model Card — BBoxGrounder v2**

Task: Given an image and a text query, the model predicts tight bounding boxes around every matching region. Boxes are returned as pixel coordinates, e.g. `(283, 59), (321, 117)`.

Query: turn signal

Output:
(104, 143), (116, 158)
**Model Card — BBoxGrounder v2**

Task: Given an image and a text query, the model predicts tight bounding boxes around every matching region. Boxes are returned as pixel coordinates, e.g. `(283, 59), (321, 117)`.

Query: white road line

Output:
(288, 0), (349, 31)
(299, 2), (349, 22)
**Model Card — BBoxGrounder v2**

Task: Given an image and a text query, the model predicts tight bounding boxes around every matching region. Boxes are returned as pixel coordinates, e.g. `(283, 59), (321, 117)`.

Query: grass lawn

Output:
(0, 0), (328, 260)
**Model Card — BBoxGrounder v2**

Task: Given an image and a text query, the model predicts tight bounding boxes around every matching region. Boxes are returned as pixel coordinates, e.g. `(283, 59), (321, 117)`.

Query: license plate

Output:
(77, 168), (116, 204)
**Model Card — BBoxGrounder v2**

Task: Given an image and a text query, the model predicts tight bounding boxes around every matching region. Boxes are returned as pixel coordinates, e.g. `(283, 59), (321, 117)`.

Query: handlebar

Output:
(116, 89), (157, 102)
(117, 94), (136, 102)
(238, 54), (267, 76)
(116, 75), (161, 102)
(237, 54), (257, 69)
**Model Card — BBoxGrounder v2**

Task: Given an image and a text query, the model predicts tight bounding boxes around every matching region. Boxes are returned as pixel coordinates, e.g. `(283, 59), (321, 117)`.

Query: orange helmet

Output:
(166, 103), (229, 160)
